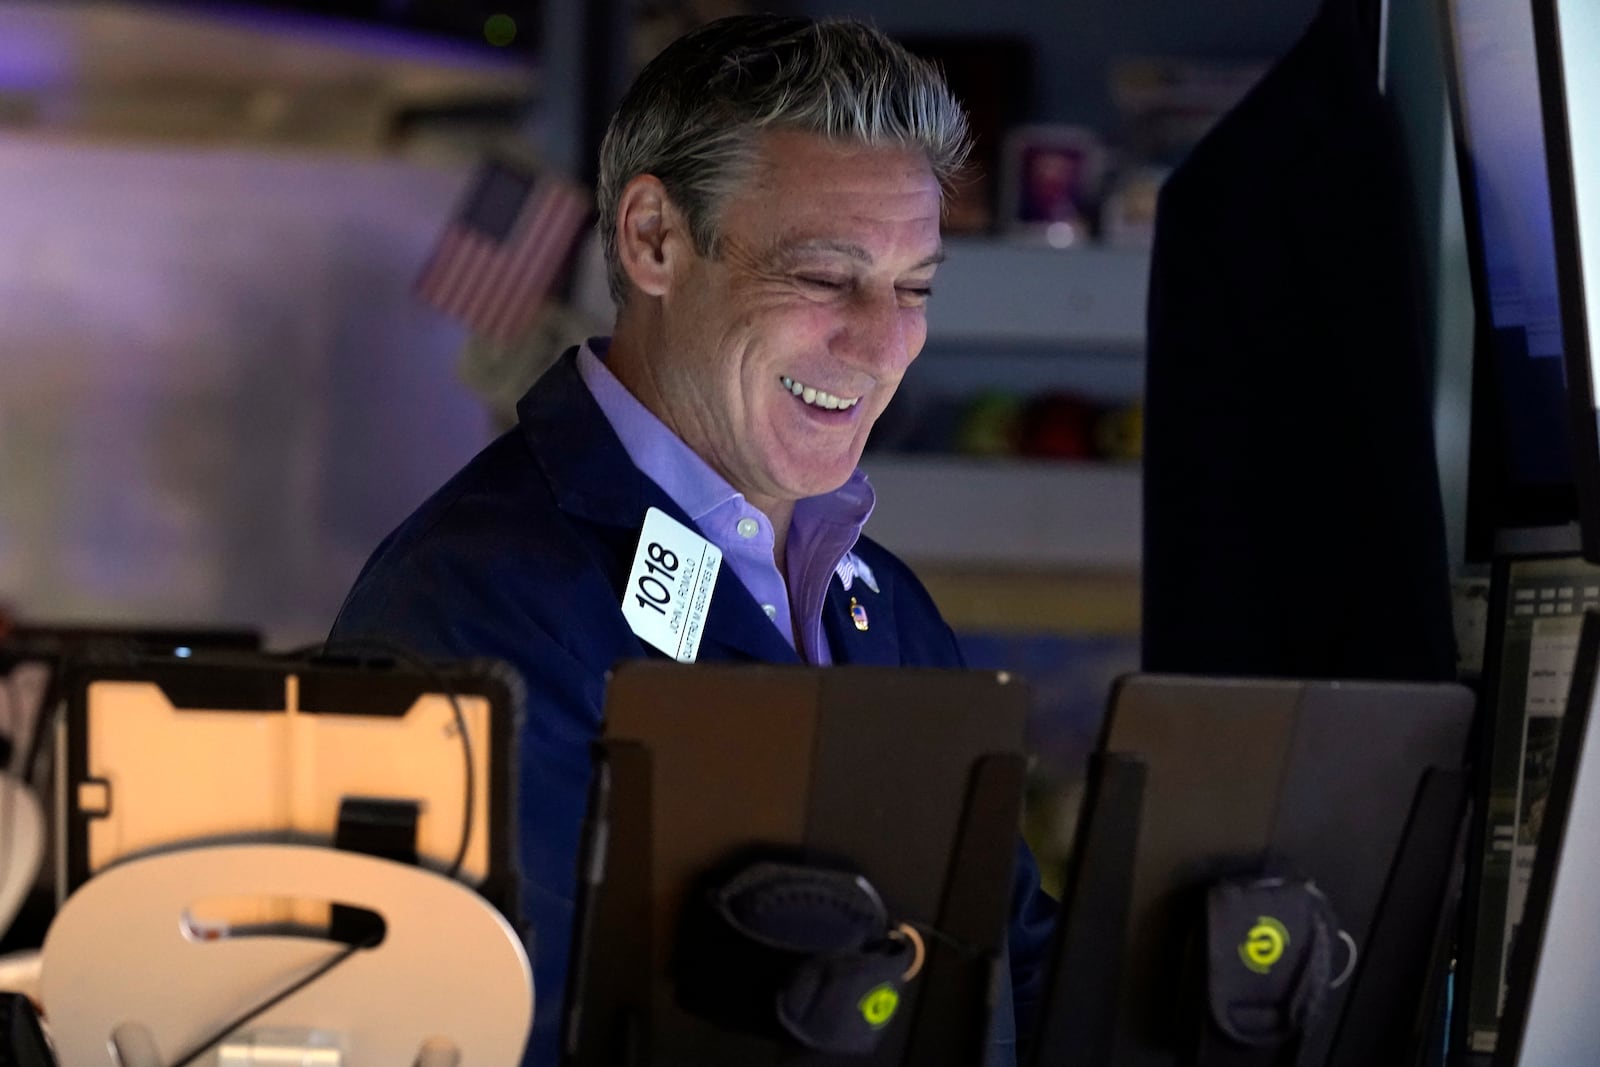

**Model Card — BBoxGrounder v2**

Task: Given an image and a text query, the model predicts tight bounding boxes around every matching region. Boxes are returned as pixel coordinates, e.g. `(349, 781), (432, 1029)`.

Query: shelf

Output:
(859, 455), (1142, 571)
(925, 239), (1150, 349)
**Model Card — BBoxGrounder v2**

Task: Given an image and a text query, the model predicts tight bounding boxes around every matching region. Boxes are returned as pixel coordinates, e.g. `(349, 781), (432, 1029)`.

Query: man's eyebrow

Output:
(773, 238), (946, 270)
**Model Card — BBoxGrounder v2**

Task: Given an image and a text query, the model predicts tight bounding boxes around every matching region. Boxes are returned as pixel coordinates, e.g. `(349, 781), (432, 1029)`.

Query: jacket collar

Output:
(519, 347), (664, 531)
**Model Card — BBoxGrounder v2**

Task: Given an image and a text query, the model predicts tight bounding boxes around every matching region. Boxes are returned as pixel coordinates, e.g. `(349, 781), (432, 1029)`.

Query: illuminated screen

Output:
(1448, 0), (1576, 535)
(1535, 0), (1600, 566)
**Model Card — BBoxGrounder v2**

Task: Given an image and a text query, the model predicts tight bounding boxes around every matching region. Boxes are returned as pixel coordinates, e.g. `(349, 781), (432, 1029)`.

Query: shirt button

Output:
(762, 604), (777, 618)
(737, 517), (760, 539)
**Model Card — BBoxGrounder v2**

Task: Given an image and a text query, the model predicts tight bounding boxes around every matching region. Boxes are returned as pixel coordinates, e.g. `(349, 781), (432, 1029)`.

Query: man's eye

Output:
(898, 286), (933, 306)
(798, 275), (848, 291)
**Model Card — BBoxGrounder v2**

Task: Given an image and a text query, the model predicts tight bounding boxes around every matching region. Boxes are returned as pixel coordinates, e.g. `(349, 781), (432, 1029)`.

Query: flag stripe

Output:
(476, 185), (575, 337)
(487, 187), (588, 338)
(414, 162), (593, 341)
(499, 185), (589, 335)
(475, 188), (563, 336)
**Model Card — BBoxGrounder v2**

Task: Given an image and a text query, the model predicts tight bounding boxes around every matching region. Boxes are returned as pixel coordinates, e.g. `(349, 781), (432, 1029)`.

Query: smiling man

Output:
(606, 128), (940, 564)
(331, 15), (1055, 1066)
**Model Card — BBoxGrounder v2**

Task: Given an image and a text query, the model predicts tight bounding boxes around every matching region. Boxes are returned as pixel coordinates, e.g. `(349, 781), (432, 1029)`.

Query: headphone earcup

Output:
(777, 935), (916, 1054)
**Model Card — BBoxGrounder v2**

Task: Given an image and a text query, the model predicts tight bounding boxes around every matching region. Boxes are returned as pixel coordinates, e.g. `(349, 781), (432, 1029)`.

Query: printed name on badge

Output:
(622, 507), (722, 663)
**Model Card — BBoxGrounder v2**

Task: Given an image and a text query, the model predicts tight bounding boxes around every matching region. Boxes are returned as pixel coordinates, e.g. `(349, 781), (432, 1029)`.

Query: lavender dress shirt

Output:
(576, 338), (874, 665)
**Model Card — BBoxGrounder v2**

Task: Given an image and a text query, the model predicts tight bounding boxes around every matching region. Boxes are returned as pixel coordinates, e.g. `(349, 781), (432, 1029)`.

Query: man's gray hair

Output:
(596, 15), (971, 304)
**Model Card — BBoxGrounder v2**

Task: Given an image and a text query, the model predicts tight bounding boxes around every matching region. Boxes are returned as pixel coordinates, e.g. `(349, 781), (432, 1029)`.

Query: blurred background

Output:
(0, 0), (1325, 881)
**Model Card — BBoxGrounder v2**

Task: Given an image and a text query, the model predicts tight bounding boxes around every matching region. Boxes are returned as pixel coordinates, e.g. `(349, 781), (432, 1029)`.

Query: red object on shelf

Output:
(1018, 393), (1099, 460)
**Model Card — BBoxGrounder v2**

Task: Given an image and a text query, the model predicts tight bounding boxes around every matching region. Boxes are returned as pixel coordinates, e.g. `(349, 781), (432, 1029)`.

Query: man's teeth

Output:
(780, 376), (859, 411)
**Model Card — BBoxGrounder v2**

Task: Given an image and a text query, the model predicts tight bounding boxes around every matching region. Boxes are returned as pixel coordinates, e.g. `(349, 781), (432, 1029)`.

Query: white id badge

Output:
(622, 507), (723, 663)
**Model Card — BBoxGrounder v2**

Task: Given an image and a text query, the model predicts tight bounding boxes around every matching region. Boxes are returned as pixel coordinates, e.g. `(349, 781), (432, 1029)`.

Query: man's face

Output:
(651, 130), (943, 513)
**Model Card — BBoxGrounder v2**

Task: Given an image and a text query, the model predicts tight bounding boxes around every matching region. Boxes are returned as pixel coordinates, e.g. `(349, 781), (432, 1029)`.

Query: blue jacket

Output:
(331, 349), (1057, 1065)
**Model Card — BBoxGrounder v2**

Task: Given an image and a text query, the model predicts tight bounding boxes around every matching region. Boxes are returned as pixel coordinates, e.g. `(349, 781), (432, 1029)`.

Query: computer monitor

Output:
(1491, 608), (1600, 1066)
(1529, 0), (1600, 565)
(564, 662), (1030, 1067)
(1441, 0), (1579, 557)
(57, 649), (518, 911)
(1452, 550), (1600, 1060)
(1034, 674), (1475, 1067)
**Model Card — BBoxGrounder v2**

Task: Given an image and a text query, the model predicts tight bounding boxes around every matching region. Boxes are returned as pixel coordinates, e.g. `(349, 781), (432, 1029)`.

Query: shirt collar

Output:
(575, 337), (875, 535)
(575, 338), (741, 523)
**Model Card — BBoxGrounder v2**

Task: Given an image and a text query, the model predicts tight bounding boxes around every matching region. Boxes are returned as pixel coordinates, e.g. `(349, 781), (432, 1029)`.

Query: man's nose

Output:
(837, 288), (920, 376)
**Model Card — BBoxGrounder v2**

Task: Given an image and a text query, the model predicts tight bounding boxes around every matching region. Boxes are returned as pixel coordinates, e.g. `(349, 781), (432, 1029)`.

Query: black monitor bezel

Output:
(1449, 551), (1526, 1065)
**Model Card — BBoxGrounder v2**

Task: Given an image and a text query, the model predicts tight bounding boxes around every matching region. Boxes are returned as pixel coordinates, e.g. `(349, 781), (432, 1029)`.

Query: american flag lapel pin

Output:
(850, 597), (869, 632)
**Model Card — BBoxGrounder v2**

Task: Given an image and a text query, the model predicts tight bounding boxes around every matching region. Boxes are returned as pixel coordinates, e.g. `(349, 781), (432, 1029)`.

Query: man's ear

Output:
(615, 174), (692, 298)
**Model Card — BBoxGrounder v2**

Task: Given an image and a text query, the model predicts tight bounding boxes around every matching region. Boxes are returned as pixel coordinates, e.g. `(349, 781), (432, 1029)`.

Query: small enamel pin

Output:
(850, 597), (869, 632)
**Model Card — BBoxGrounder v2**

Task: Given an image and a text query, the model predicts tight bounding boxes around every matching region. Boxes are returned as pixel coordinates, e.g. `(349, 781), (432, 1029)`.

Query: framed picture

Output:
(1001, 124), (1106, 246)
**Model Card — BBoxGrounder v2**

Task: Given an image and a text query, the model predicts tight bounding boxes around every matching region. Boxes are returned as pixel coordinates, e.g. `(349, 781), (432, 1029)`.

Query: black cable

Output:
(279, 639), (476, 882)
(164, 932), (378, 1067)
(905, 918), (994, 961)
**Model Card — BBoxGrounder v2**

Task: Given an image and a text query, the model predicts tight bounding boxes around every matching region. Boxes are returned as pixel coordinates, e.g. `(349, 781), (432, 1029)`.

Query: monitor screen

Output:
(1444, 0), (1578, 549)
(1492, 608), (1600, 1066)
(1454, 552), (1600, 1058)
(1531, 0), (1600, 565)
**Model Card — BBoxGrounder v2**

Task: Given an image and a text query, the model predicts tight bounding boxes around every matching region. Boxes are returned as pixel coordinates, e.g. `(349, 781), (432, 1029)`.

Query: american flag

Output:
(415, 156), (593, 341)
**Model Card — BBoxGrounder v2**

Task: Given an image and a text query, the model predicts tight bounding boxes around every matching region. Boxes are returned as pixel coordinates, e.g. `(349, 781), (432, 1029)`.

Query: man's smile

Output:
(778, 374), (861, 411)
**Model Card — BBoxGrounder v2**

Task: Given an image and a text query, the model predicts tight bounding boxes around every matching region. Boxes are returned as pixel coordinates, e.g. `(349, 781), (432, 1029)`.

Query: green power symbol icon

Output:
(859, 984), (900, 1028)
(1240, 916), (1289, 975)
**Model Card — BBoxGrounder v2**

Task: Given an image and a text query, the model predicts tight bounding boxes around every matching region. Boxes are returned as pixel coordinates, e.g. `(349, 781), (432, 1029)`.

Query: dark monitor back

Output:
(1071, 675), (1474, 1067)
(564, 662), (1030, 1067)
(1492, 609), (1600, 1066)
